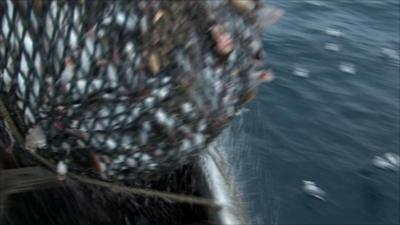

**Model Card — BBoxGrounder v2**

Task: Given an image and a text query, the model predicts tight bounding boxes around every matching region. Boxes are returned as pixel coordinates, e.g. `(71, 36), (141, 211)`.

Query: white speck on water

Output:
(339, 62), (356, 74)
(381, 48), (400, 61)
(306, 0), (324, 6)
(302, 180), (326, 200)
(373, 153), (400, 171)
(324, 43), (340, 52)
(293, 64), (310, 78)
(384, 152), (400, 168)
(372, 156), (393, 170)
(325, 28), (343, 37)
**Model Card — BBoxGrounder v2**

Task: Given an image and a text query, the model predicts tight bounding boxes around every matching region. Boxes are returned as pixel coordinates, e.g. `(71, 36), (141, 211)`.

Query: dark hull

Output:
(0, 146), (247, 225)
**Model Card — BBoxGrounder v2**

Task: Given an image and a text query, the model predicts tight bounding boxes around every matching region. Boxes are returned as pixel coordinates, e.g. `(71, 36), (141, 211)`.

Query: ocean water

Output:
(220, 0), (399, 224)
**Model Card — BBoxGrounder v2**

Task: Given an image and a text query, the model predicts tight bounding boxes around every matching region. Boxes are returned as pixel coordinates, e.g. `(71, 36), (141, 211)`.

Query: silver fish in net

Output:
(0, 0), (282, 182)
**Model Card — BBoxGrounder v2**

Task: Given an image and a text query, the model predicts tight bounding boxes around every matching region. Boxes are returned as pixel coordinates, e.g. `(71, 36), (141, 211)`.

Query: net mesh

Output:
(0, 0), (271, 182)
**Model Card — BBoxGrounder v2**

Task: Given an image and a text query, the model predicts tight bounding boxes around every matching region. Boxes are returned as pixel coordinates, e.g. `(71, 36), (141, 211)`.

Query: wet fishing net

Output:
(0, 0), (281, 183)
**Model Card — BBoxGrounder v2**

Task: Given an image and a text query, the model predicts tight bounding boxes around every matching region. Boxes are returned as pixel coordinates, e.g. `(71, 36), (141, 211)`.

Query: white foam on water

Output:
(339, 62), (356, 74)
(324, 43), (340, 52)
(381, 48), (400, 61)
(325, 28), (343, 37)
(384, 152), (400, 170)
(306, 0), (325, 6)
(372, 154), (399, 172)
(293, 64), (310, 78)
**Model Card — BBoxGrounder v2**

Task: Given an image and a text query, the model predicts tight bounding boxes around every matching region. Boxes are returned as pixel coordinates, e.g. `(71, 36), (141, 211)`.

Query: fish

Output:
(56, 161), (68, 181)
(24, 125), (47, 153)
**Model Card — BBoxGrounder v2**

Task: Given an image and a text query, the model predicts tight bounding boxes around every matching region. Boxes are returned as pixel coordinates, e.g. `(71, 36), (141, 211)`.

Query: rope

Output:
(0, 99), (23, 144)
(0, 98), (222, 209)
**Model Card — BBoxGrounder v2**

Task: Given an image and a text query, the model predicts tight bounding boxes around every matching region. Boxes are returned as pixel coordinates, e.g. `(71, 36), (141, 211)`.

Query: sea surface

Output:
(219, 0), (400, 224)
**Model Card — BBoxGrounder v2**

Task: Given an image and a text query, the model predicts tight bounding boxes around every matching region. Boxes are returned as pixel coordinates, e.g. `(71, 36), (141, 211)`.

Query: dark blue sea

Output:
(220, 0), (400, 224)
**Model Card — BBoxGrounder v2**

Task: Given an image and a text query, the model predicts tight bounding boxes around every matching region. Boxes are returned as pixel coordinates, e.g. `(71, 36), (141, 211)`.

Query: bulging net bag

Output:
(0, 0), (282, 183)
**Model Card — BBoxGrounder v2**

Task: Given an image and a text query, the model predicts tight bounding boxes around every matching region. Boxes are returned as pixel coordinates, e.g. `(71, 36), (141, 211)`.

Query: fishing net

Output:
(0, 0), (280, 183)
